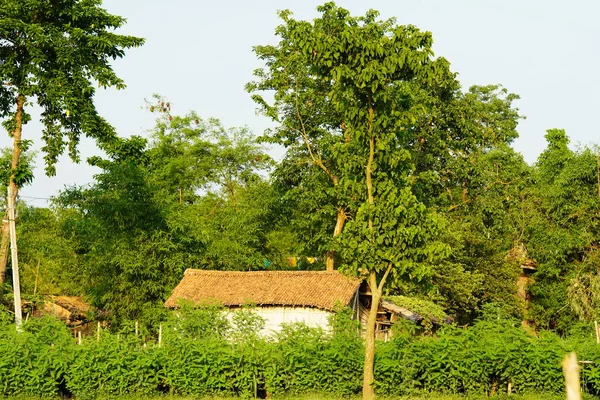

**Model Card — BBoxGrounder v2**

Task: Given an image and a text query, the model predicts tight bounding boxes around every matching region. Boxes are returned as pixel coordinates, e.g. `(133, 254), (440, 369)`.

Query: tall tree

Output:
(0, 0), (144, 290)
(249, 12), (520, 273)
(249, 3), (523, 397)
(251, 4), (454, 398)
(526, 130), (600, 330)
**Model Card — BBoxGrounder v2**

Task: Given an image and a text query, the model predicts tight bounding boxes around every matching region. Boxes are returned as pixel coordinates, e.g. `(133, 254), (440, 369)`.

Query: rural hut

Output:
(165, 269), (362, 333)
(34, 295), (98, 336)
(165, 269), (449, 336)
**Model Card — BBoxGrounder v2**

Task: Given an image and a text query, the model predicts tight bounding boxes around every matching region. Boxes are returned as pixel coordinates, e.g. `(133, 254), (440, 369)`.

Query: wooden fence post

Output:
(96, 321), (101, 342)
(158, 324), (162, 347)
(562, 352), (581, 400)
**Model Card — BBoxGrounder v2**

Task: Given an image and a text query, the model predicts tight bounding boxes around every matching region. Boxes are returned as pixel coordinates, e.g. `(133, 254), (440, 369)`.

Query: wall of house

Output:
(229, 306), (333, 335)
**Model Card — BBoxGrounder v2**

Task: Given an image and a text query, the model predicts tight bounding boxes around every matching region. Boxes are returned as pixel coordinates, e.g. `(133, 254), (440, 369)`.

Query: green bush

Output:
(1, 307), (600, 398)
(0, 316), (72, 397)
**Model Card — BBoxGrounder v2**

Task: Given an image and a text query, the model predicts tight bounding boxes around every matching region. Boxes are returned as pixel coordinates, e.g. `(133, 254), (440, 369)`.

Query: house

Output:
(165, 269), (448, 337)
(165, 269), (361, 333)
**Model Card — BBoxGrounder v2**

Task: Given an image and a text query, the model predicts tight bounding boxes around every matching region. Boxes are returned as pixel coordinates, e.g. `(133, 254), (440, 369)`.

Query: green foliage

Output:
(0, 317), (72, 397)
(0, 304), (11, 326)
(429, 146), (533, 321)
(0, 0), (144, 174)
(145, 96), (273, 205)
(163, 301), (230, 341)
(41, 104), (282, 328)
(524, 130), (600, 330)
(0, 312), (599, 398)
(384, 295), (448, 324)
(53, 136), (185, 328)
(375, 315), (597, 397)
(0, 145), (34, 191)
(16, 205), (82, 296)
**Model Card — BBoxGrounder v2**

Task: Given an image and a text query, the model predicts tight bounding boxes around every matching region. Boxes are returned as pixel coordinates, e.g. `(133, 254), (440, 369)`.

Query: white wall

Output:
(229, 306), (333, 336)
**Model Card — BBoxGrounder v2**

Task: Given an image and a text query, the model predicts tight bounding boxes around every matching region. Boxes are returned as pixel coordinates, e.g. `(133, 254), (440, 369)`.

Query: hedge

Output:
(0, 306), (598, 399)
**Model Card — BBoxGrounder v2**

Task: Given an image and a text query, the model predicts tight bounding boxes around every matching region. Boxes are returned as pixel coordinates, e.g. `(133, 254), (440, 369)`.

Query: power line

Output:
(19, 196), (52, 201)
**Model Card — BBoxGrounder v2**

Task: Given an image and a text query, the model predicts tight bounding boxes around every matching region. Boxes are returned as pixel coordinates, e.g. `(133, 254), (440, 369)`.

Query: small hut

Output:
(165, 269), (450, 336)
(165, 269), (362, 333)
(35, 295), (96, 335)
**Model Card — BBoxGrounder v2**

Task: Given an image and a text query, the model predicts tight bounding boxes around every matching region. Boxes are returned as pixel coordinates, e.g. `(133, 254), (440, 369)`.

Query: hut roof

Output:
(165, 269), (362, 311)
(38, 295), (92, 326)
(48, 296), (91, 315)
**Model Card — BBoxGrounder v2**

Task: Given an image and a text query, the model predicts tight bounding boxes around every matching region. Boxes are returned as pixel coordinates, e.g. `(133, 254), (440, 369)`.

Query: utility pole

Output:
(7, 186), (22, 330)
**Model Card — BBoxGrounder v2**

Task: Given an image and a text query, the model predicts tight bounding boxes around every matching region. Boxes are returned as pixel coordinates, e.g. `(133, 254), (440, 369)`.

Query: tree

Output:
(250, 4), (458, 398)
(525, 130), (600, 330)
(145, 97), (273, 205)
(0, 146), (34, 291)
(250, 4), (523, 397)
(0, 0), (144, 304)
(55, 136), (181, 328)
(249, 11), (520, 273)
(53, 104), (278, 327)
(435, 146), (534, 320)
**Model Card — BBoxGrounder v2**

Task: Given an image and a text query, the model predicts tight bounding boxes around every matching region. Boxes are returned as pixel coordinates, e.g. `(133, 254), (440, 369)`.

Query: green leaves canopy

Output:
(0, 0), (144, 174)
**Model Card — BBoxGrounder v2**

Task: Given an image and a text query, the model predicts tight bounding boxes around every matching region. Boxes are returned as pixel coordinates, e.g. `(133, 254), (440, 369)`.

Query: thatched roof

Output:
(165, 269), (362, 311)
(48, 296), (91, 315)
(39, 296), (92, 326)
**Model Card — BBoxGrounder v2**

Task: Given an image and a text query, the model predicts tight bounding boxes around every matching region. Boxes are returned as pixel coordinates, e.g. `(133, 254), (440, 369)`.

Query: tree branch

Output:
(293, 83), (336, 183)
(378, 262), (393, 293)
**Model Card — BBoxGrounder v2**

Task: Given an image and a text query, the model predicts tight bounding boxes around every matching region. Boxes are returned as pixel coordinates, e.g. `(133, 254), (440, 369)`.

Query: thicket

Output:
(0, 306), (599, 399)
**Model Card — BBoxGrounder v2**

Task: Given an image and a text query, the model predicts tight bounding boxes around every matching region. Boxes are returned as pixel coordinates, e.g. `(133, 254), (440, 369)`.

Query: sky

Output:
(6, 0), (600, 204)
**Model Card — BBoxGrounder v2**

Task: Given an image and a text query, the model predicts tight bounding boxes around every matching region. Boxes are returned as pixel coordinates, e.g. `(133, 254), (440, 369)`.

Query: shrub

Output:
(0, 307), (598, 398)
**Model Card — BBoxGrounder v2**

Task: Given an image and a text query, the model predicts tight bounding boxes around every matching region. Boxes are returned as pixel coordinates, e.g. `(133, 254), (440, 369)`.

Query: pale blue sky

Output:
(8, 0), (600, 203)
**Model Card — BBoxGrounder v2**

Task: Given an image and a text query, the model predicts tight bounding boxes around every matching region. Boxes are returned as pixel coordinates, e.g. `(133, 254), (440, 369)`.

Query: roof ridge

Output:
(184, 269), (346, 275)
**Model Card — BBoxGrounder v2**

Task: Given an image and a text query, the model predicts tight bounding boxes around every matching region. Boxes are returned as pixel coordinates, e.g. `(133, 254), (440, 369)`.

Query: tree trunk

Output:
(0, 95), (25, 292)
(363, 109), (378, 400)
(9, 94), (24, 202)
(0, 219), (9, 288)
(325, 206), (346, 271)
(363, 272), (381, 400)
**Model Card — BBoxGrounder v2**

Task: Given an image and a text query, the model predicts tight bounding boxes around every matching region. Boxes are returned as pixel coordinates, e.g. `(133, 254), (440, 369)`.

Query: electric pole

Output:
(7, 186), (22, 330)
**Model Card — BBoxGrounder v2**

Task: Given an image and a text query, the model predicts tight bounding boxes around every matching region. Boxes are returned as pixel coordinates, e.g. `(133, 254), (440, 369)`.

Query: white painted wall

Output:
(228, 306), (333, 336)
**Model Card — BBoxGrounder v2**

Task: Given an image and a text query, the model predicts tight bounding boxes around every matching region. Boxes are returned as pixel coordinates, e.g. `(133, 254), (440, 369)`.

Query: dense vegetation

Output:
(0, 306), (599, 399)
(3, 42), (598, 335)
(1, 1), (599, 398)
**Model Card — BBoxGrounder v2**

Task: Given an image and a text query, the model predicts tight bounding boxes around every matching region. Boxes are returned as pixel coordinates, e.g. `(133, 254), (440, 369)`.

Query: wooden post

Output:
(7, 186), (22, 331)
(135, 321), (139, 338)
(562, 352), (581, 400)
(78, 331), (82, 345)
(158, 324), (162, 347)
(595, 321), (599, 344)
(96, 321), (101, 342)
